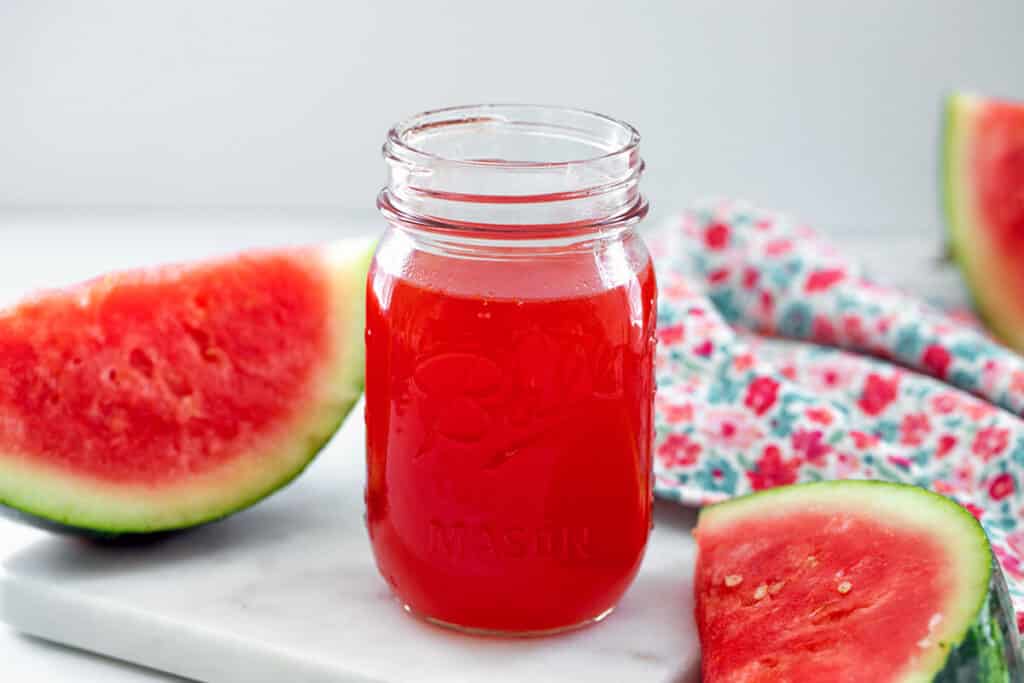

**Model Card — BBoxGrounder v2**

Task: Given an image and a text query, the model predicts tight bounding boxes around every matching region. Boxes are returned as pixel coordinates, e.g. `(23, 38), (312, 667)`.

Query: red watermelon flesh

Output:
(945, 93), (1024, 350)
(0, 238), (373, 534)
(698, 511), (948, 680)
(971, 101), (1024, 246)
(694, 481), (1006, 682)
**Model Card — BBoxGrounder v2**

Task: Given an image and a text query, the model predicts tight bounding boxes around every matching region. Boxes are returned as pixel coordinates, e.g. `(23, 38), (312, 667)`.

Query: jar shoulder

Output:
(370, 225), (653, 303)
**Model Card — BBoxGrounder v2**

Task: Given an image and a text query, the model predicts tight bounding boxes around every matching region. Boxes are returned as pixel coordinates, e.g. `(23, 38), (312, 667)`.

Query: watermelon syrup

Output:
(365, 105), (656, 635)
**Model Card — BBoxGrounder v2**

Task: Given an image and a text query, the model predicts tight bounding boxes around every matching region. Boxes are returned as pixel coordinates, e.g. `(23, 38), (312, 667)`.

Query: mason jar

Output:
(365, 105), (656, 635)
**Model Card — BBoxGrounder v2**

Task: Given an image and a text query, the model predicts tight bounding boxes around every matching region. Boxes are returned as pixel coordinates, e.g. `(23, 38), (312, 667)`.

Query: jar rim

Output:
(385, 103), (641, 169)
(380, 104), (646, 233)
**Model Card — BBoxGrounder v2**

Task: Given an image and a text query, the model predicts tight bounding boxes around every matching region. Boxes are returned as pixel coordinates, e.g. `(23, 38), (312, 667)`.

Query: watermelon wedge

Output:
(0, 238), (373, 535)
(694, 481), (1022, 682)
(944, 92), (1024, 351)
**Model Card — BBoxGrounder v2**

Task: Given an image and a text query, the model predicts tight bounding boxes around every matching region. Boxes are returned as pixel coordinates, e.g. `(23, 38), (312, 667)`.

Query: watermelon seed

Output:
(919, 614), (945, 649)
(754, 584), (767, 600)
(837, 581), (852, 594)
(769, 581), (785, 594)
(724, 574), (743, 587)
(806, 555), (818, 567)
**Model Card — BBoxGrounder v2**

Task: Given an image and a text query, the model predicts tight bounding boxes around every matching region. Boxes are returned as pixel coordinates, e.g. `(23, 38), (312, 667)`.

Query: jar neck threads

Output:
(378, 105), (647, 236)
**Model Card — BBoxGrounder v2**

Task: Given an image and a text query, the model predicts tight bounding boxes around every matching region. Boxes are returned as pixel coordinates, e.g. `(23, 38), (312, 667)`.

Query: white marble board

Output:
(0, 398), (701, 683)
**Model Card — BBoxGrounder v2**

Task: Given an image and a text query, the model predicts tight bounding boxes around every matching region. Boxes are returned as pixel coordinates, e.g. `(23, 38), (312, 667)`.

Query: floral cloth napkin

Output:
(650, 199), (1024, 631)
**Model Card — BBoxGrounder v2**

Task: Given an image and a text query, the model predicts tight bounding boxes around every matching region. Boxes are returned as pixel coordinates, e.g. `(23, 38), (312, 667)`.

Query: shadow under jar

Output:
(365, 105), (656, 636)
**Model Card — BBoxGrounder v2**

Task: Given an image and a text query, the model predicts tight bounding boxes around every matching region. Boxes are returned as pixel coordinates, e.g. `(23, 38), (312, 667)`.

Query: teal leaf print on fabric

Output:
(1012, 438), (1024, 468)
(779, 302), (813, 338)
(874, 420), (900, 443)
(709, 289), (741, 324)
(872, 459), (902, 482)
(950, 341), (984, 362)
(950, 368), (979, 391)
(991, 516), (1017, 532)
(694, 457), (738, 494)
(894, 326), (924, 358)
(835, 293), (860, 313)
(708, 365), (743, 404)
(944, 416), (964, 430)
(656, 374), (677, 389)
(691, 253), (710, 277)
(770, 411), (799, 438)
(657, 307), (677, 327)
(860, 303), (883, 318)
(769, 395), (811, 438)
(769, 264), (798, 291)
(905, 383), (930, 401)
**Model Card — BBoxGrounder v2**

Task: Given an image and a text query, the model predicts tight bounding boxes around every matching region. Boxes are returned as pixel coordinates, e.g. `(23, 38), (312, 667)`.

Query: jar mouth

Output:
(381, 104), (647, 232)
(385, 104), (641, 169)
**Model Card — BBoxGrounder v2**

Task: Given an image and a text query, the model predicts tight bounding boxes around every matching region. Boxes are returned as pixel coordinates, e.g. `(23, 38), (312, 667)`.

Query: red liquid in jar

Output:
(365, 249), (656, 633)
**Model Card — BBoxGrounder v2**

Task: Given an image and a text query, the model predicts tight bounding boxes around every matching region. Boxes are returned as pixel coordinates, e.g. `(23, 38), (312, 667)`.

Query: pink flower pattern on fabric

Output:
(651, 200), (1024, 630)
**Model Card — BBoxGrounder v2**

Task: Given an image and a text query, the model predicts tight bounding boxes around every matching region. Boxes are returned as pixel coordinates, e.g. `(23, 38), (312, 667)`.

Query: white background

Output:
(2, 1), (1023, 230)
(0, 2), (1021, 680)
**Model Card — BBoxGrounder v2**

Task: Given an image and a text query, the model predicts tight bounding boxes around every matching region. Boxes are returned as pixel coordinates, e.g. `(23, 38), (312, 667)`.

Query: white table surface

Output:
(0, 209), (966, 681)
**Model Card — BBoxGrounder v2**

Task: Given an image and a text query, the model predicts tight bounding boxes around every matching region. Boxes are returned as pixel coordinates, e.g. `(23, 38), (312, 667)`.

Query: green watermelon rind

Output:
(942, 93), (990, 333)
(0, 237), (375, 536)
(697, 480), (1021, 682)
(942, 92), (1024, 351)
(935, 569), (1023, 683)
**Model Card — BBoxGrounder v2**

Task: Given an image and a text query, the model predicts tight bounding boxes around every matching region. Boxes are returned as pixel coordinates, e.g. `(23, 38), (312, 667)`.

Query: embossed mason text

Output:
(429, 521), (593, 562)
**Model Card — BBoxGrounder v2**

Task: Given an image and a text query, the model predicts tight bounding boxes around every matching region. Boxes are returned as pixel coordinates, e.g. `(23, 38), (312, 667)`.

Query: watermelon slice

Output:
(0, 238), (373, 535)
(944, 92), (1024, 351)
(694, 481), (1022, 682)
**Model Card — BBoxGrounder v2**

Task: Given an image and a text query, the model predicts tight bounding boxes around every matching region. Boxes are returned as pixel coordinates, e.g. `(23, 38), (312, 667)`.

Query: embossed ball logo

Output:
(411, 329), (626, 466)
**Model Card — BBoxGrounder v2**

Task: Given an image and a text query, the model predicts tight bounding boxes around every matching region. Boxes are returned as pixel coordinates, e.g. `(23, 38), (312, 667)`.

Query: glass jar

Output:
(365, 105), (656, 636)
